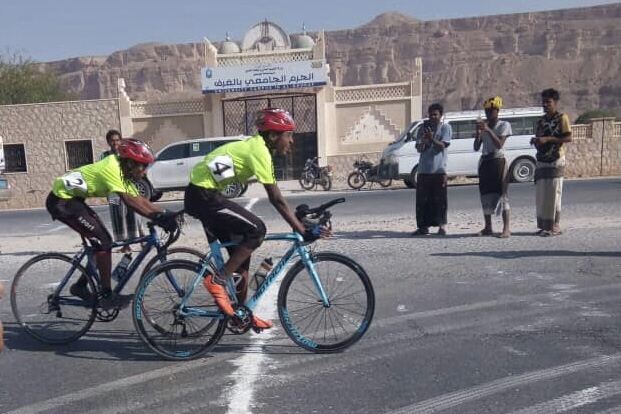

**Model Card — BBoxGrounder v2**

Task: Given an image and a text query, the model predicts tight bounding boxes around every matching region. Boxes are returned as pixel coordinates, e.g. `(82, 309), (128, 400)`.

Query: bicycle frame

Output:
(174, 232), (330, 319)
(52, 225), (165, 299)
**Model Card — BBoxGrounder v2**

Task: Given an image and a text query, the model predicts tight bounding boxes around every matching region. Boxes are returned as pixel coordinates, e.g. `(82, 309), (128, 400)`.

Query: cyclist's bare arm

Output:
(264, 183), (306, 235)
(119, 193), (162, 218)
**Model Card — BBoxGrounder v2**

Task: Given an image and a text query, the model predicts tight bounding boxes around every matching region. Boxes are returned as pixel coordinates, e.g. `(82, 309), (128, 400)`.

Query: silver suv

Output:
(137, 136), (250, 201)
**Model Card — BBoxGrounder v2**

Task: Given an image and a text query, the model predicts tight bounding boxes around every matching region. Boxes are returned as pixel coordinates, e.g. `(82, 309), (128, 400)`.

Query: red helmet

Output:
(118, 138), (155, 164)
(255, 108), (296, 132)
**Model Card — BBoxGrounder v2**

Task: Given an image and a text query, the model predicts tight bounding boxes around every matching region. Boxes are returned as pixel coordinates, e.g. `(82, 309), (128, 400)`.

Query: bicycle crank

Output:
(226, 304), (253, 334)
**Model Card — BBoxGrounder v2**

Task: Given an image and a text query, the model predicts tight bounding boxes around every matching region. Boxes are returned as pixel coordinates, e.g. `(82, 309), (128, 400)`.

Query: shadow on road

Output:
(2, 323), (318, 360)
(431, 250), (621, 259)
(333, 230), (476, 239)
(1, 323), (167, 361)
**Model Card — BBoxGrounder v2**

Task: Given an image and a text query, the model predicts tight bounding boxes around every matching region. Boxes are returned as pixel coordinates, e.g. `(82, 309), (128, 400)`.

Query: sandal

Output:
(476, 229), (493, 236)
(411, 228), (429, 236)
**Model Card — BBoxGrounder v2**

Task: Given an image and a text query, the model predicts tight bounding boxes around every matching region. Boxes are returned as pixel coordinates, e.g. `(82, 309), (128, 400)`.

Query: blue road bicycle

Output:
(10, 211), (202, 345)
(133, 198), (375, 360)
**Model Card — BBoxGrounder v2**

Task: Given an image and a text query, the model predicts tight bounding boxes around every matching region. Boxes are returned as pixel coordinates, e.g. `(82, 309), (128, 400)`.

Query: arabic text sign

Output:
(201, 60), (327, 93)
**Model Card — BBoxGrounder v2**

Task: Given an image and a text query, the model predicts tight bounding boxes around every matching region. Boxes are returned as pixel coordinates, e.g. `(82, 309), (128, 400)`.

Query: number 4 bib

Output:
(207, 155), (236, 182)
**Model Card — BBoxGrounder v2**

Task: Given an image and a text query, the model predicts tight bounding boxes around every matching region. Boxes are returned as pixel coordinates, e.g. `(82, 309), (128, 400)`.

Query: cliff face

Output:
(46, 4), (621, 120)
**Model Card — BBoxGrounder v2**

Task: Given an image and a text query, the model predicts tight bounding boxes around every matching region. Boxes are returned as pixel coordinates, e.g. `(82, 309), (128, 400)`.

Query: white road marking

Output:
(507, 379), (621, 414)
(225, 194), (277, 414)
(224, 284), (279, 414)
(386, 354), (621, 414)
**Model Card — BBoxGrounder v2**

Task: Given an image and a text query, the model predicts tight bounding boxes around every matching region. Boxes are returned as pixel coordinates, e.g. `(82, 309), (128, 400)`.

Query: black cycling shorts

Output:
(184, 183), (266, 249)
(45, 192), (113, 251)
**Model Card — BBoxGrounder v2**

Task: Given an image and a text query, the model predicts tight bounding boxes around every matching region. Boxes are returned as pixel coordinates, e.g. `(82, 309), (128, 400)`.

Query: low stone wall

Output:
(0, 101), (619, 210)
(0, 99), (119, 210)
(566, 119), (621, 177)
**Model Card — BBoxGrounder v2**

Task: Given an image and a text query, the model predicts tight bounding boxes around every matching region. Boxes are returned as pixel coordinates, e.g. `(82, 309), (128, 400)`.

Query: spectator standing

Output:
(411, 103), (452, 236)
(101, 130), (140, 252)
(474, 96), (513, 238)
(530, 89), (572, 236)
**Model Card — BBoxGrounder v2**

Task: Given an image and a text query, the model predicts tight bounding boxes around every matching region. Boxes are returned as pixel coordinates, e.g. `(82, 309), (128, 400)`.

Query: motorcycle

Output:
(347, 158), (392, 190)
(298, 157), (333, 191)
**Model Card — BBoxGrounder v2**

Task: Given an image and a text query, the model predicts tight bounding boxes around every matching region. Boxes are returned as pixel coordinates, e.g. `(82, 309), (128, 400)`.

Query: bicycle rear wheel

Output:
(278, 252), (375, 353)
(133, 259), (226, 360)
(11, 253), (97, 344)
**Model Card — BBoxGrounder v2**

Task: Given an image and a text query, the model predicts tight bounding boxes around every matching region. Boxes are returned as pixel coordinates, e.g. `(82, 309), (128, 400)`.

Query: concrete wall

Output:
(0, 99), (120, 210)
(566, 118), (621, 178)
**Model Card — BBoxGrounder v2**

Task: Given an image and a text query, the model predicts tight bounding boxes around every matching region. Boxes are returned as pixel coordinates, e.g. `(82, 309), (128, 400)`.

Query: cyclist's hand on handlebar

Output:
(303, 224), (332, 242)
(153, 210), (180, 233)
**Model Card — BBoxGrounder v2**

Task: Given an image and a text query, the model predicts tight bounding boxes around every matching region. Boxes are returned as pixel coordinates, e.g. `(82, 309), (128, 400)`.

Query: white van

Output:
(380, 107), (544, 188)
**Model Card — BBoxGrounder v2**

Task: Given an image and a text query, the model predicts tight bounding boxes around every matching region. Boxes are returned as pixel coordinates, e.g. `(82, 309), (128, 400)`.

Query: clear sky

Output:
(2, 0), (618, 62)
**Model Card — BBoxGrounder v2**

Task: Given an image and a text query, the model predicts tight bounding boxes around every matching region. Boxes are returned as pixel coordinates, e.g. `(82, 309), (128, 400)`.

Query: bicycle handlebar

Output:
(147, 209), (185, 249)
(294, 198), (345, 228)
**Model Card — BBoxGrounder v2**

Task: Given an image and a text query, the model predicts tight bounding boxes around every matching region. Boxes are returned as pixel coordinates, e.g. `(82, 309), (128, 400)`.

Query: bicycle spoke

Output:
(133, 260), (225, 360)
(11, 254), (97, 344)
(278, 252), (375, 353)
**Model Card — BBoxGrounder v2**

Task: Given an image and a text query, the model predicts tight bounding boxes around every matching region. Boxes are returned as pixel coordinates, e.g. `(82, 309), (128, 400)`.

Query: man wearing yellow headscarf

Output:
(474, 96), (513, 238)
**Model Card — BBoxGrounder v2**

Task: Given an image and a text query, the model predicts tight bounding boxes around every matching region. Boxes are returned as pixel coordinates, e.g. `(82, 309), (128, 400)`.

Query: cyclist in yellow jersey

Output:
(184, 108), (331, 330)
(46, 139), (179, 310)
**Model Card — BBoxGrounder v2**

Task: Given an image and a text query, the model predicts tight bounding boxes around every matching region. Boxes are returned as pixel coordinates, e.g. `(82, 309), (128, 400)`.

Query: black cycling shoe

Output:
(70, 283), (93, 301)
(99, 293), (134, 310)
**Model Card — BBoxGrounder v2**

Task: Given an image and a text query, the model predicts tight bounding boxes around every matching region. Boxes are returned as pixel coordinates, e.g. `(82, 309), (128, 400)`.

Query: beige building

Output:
(0, 21), (619, 210)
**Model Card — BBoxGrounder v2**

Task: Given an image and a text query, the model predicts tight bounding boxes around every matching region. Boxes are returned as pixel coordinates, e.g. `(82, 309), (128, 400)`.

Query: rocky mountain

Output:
(46, 3), (621, 121)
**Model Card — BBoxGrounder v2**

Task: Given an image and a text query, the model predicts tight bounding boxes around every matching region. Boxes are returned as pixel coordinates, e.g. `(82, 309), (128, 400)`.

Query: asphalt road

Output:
(0, 178), (620, 414)
(1, 178), (619, 236)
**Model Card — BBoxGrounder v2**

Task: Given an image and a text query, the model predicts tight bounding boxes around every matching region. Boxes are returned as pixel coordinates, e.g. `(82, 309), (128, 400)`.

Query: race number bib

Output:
(207, 155), (235, 182)
(62, 171), (88, 193)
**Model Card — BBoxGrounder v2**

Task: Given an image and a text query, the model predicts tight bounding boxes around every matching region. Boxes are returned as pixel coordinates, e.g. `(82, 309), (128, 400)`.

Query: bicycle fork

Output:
(298, 246), (331, 308)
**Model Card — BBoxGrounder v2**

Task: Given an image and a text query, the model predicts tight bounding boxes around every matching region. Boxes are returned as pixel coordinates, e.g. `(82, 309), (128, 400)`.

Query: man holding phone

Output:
(411, 103), (452, 236)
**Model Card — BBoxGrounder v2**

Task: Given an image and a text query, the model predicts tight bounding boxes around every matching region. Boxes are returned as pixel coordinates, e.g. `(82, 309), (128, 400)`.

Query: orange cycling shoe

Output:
(252, 315), (273, 330)
(203, 274), (235, 316)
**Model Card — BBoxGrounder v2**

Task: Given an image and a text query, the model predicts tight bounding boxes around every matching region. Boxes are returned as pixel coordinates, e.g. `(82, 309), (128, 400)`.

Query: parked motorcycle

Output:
(347, 158), (392, 190)
(298, 157), (333, 191)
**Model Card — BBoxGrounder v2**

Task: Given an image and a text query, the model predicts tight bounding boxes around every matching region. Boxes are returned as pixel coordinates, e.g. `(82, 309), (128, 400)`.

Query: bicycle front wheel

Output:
(278, 252), (375, 353)
(133, 259), (226, 360)
(11, 253), (97, 344)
